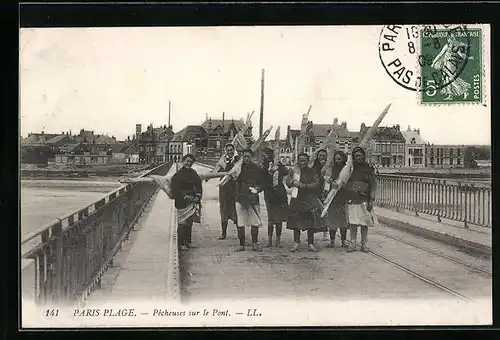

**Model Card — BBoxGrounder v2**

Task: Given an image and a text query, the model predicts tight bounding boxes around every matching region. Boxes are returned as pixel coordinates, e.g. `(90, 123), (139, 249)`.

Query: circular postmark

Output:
(378, 24), (471, 93)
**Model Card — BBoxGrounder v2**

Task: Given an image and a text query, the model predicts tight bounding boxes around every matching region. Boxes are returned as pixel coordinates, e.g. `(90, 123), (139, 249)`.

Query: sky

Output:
(20, 25), (491, 145)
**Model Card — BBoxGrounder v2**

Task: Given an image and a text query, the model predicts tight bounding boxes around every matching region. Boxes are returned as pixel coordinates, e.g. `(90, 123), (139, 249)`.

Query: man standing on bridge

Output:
(171, 154), (203, 251)
(234, 148), (265, 252)
(213, 143), (239, 240)
(344, 147), (377, 252)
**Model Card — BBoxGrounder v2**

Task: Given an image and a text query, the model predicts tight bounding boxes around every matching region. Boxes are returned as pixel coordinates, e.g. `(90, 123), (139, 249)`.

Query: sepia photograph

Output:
(20, 24), (491, 328)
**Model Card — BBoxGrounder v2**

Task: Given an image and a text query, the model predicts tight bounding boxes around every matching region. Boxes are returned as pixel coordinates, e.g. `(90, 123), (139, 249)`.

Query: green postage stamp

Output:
(378, 24), (486, 105)
(420, 27), (482, 104)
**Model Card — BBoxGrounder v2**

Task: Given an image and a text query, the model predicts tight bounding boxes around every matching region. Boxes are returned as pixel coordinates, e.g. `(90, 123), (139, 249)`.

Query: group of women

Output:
(170, 142), (377, 253)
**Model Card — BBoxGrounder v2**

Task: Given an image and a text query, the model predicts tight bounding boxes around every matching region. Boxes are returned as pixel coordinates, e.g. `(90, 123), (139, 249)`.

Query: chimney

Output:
(341, 121), (347, 128)
(417, 129), (420, 135)
(222, 111), (225, 128)
(360, 123), (366, 131)
(41, 131), (44, 135)
(168, 100), (171, 128)
(334, 118), (338, 125)
(407, 125), (411, 131)
(396, 124), (400, 131)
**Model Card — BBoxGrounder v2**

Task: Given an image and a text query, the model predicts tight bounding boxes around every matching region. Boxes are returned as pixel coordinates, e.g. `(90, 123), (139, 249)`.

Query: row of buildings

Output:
(277, 118), (467, 168)
(20, 114), (254, 166)
(21, 114), (487, 169)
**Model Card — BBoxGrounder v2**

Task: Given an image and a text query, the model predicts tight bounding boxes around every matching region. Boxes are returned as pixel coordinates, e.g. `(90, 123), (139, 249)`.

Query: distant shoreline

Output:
(20, 163), (155, 180)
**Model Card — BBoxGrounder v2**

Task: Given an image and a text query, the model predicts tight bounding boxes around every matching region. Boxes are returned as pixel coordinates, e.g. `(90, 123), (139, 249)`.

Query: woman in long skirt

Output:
(286, 152), (326, 252)
(311, 149), (329, 241)
(324, 150), (348, 248)
(344, 147), (378, 252)
(214, 143), (239, 240)
(170, 154), (203, 251)
(260, 147), (289, 248)
(234, 148), (266, 252)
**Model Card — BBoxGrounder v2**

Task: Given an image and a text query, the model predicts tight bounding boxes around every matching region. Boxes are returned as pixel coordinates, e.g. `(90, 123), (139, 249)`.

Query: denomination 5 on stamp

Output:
(420, 27), (482, 104)
(378, 24), (485, 105)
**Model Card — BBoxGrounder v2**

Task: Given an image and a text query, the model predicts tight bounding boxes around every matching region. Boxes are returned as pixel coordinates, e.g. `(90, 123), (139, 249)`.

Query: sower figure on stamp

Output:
(286, 152), (327, 252)
(213, 143), (239, 240)
(323, 150), (348, 248)
(343, 147), (377, 253)
(170, 154), (203, 251)
(311, 149), (329, 241)
(234, 148), (265, 252)
(260, 147), (289, 248)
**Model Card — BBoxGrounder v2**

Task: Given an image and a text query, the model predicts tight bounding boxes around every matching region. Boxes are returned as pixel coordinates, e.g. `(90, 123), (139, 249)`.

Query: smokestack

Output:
(168, 100), (171, 128)
(259, 68), (265, 137)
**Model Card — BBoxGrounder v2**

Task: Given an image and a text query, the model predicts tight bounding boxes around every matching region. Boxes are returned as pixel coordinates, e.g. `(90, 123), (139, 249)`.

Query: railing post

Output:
(52, 222), (64, 303)
(436, 180), (442, 222)
(464, 183), (469, 229)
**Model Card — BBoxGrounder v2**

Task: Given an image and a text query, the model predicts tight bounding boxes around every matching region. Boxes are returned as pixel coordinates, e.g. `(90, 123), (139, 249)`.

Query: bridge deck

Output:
(87, 163), (491, 325)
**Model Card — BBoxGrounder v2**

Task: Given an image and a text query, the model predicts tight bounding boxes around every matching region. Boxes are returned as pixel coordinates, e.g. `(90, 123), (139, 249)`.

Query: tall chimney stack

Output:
(259, 68), (265, 137)
(168, 100), (171, 128)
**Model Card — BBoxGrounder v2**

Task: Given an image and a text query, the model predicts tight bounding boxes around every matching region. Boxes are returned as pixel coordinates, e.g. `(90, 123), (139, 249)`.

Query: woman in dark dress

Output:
(324, 150), (348, 248)
(213, 143), (239, 240)
(170, 154), (203, 251)
(260, 147), (289, 248)
(311, 149), (328, 241)
(234, 148), (266, 252)
(286, 152), (326, 252)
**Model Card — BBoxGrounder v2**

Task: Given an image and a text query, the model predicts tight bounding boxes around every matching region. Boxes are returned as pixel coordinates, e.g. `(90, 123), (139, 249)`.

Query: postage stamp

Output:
(378, 24), (486, 105)
(420, 27), (482, 104)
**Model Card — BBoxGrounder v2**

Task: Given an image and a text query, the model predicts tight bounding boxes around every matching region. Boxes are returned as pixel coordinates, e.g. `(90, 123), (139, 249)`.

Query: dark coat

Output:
(170, 166), (203, 209)
(262, 162), (289, 223)
(344, 162), (377, 204)
(234, 161), (265, 205)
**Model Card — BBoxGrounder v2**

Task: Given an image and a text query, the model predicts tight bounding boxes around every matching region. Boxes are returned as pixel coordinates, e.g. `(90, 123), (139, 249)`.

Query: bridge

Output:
(21, 160), (492, 327)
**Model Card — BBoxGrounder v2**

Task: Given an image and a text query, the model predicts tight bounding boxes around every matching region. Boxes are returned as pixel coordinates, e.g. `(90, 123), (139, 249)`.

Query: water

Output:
(20, 178), (121, 238)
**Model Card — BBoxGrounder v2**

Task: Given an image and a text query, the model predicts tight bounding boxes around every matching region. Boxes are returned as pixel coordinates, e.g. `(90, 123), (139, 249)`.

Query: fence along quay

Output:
(21, 161), (174, 306)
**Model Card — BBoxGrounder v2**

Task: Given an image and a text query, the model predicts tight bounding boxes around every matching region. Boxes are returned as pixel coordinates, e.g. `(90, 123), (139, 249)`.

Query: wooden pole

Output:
(259, 69), (265, 137)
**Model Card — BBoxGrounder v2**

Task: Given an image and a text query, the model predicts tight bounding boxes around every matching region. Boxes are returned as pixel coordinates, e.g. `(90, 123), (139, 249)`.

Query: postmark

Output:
(378, 24), (484, 105)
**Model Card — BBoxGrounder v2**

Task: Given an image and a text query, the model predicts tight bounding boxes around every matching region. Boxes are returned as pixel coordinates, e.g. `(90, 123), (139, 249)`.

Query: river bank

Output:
(20, 163), (157, 179)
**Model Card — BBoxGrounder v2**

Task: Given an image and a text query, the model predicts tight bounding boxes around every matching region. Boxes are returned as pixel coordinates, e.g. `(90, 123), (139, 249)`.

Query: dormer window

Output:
(411, 137), (416, 144)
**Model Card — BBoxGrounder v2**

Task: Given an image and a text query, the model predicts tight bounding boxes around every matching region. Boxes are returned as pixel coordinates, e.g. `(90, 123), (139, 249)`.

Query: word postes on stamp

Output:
(378, 24), (483, 105)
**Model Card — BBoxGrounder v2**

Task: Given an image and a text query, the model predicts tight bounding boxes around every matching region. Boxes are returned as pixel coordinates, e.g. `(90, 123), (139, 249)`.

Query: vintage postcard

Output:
(20, 24), (491, 328)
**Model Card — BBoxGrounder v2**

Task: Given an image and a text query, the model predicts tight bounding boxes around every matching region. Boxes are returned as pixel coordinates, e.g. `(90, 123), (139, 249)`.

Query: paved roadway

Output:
(181, 164), (492, 303)
(83, 163), (491, 326)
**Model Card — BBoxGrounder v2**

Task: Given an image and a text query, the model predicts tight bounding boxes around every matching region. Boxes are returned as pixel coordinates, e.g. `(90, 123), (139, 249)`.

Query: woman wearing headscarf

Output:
(213, 143), (239, 240)
(324, 150), (348, 248)
(260, 147), (289, 248)
(234, 148), (266, 252)
(311, 149), (329, 241)
(344, 147), (378, 252)
(170, 154), (203, 251)
(286, 152), (326, 252)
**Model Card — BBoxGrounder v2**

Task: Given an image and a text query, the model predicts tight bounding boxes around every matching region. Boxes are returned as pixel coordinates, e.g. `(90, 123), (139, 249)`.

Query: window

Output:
(414, 158), (422, 165)
(409, 148), (413, 155)
(457, 158), (461, 165)
(411, 137), (416, 144)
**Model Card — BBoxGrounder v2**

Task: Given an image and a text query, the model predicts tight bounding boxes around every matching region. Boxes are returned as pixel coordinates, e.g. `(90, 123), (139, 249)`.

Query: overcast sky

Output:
(20, 26), (491, 145)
